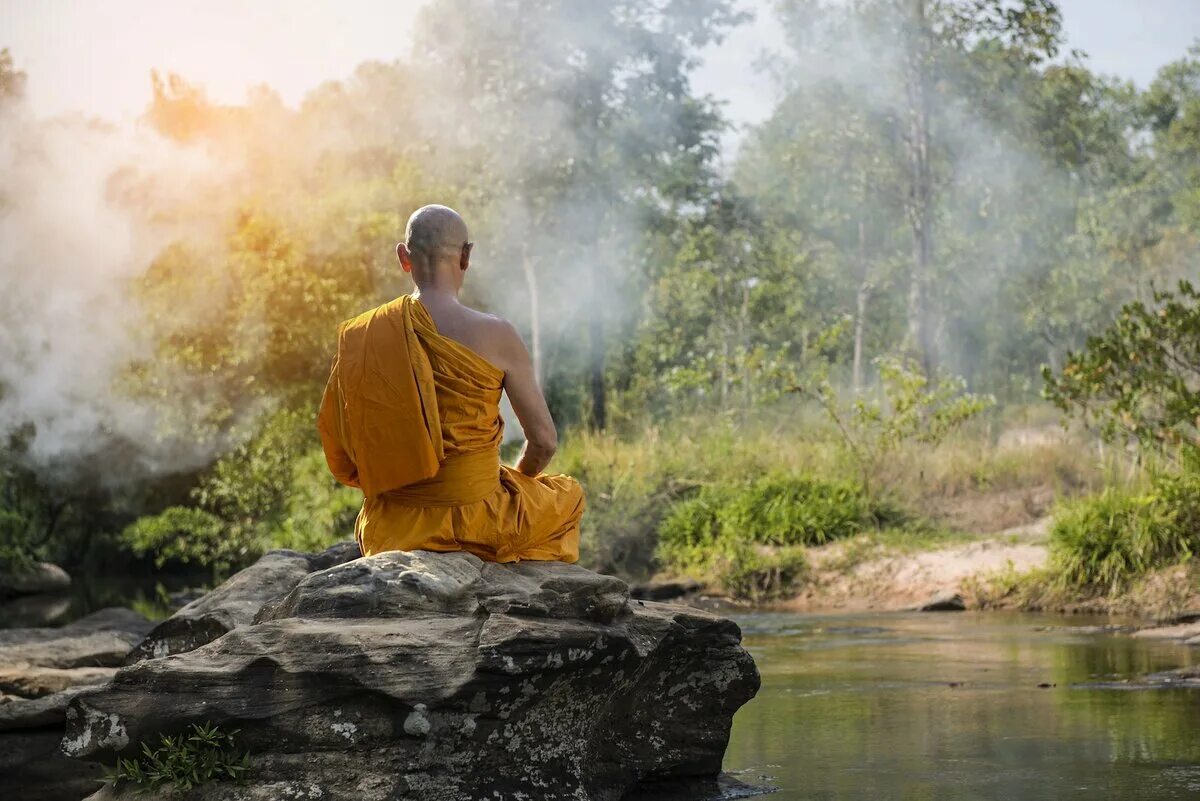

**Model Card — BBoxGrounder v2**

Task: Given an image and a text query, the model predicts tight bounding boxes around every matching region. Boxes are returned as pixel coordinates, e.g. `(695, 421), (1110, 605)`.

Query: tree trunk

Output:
(520, 245), (543, 385)
(853, 221), (869, 393)
(740, 278), (752, 408)
(588, 267), (606, 431)
(904, 0), (936, 378)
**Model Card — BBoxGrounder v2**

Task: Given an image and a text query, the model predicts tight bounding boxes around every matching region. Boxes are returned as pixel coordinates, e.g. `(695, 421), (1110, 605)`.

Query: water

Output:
(723, 612), (1200, 801)
(0, 573), (201, 629)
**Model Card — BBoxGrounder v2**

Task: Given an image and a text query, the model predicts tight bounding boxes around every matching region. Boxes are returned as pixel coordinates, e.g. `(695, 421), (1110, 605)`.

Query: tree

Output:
(762, 0), (1063, 379)
(411, 0), (743, 428)
(0, 48), (26, 103)
(1044, 280), (1200, 460)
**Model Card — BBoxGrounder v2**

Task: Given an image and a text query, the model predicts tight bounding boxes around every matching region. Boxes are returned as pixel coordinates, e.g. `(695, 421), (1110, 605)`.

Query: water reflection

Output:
(0, 573), (205, 628)
(724, 612), (1200, 801)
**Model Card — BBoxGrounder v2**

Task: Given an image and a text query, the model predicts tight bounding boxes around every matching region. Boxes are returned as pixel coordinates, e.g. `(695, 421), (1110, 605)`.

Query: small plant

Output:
(721, 543), (809, 602)
(802, 355), (994, 498)
(108, 722), (251, 792)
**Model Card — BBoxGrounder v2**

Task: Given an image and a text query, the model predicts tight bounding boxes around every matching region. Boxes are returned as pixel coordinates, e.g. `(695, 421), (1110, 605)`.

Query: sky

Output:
(2, 0), (1198, 141)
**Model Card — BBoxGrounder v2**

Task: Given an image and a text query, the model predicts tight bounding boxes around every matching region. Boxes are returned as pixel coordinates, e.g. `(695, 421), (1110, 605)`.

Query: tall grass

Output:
(1049, 470), (1199, 592)
(557, 404), (1115, 583)
(654, 474), (899, 599)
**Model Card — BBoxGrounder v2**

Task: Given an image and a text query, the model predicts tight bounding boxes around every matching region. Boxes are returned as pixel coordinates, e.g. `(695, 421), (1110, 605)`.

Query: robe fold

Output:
(318, 295), (584, 563)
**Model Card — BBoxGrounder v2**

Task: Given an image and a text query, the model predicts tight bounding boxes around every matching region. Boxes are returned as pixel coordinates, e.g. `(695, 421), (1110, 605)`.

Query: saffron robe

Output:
(318, 294), (584, 563)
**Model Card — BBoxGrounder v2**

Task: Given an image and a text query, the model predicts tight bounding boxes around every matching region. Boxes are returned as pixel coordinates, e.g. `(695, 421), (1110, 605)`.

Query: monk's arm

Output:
(495, 321), (558, 476)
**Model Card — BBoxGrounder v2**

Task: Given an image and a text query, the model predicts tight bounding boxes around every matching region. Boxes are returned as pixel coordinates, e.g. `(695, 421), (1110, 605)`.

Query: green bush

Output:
(122, 506), (232, 570)
(657, 473), (884, 598)
(1050, 472), (1199, 591)
(659, 474), (880, 550)
(0, 507), (35, 572)
(122, 408), (358, 572)
(110, 722), (249, 792)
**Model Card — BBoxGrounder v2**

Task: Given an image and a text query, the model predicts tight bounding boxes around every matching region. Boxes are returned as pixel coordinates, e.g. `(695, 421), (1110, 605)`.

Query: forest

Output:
(2, 0), (1199, 610)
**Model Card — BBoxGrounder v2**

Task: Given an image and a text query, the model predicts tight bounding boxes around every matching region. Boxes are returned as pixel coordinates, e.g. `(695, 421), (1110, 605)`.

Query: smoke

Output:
(0, 101), (228, 480)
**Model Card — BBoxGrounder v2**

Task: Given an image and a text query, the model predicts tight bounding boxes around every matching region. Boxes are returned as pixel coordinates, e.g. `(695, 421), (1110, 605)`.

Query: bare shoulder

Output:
(460, 307), (526, 369)
(454, 304), (508, 337)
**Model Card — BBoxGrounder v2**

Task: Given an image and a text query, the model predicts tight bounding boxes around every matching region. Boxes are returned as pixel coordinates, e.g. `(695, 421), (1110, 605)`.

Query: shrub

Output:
(659, 474), (880, 551)
(722, 543), (809, 602)
(122, 408), (358, 572)
(109, 723), (250, 792)
(657, 474), (884, 598)
(1050, 473), (1199, 591)
(122, 506), (233, 570)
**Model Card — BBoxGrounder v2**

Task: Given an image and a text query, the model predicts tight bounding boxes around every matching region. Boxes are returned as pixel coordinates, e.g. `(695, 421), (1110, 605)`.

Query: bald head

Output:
(407, 204), (468, 259)
(399, 204), (471, 290)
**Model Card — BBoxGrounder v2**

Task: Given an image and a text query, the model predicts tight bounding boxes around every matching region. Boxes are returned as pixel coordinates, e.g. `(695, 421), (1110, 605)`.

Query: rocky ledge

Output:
(0, 607), (155, 801)
(66, 547), (760, 801)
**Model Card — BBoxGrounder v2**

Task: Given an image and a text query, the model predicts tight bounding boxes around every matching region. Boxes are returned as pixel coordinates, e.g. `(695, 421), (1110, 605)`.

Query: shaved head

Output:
(400, 204), (472, 290)
(405, 204), (469, 264)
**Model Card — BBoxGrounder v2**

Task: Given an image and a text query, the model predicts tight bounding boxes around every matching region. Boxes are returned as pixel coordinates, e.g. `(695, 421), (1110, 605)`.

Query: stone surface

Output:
(0, 592), (72, 628)
(0, 608), (154, 671)
(0, 688), (88, 731)
(1132, 620), (1200, 642)
(126, 541), (360, 663)
(0, 666), (117, 698)
(0, 607), (154, 801)
(630, 579), (703, 602)
(65, 550), (760, 801)
(1, 727), (105, 801)
(0, 562), (71, 597)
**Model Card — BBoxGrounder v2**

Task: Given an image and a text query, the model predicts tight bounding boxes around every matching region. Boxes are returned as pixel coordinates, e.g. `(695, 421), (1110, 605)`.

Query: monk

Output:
(317, 204), (584, 563)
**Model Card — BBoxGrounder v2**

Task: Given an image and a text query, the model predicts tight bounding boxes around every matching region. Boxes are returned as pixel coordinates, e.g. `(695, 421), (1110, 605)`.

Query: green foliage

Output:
(657, 473), (888, 599)
(722, 543), (810, 603)
(0, 508), (34, 573)
(109, 723), (250, 792)
(122, 408), (357, 572)
(1044, 281), (1200, 460)
(1049, 471), (1199, 591)
(661, 474), (881, 548)
(122, 506), (229, 570)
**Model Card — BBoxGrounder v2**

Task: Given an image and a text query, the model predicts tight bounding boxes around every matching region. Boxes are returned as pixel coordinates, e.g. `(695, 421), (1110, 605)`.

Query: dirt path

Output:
(786, 519), (1051, 612)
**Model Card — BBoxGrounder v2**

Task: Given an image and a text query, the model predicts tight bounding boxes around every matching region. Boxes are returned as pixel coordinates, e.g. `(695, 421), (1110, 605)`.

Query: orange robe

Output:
(318, 294), (584, 563)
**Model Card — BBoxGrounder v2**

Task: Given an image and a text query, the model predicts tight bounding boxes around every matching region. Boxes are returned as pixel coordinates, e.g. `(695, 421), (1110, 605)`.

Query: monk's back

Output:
(415, 295), (510, 375)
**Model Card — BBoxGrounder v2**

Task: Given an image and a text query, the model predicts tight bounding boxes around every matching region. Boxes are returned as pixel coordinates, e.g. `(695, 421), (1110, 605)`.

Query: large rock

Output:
(126, 541), (360, 662)
(0, 608), (153, 801)
(0, 592), (72, 628)
(0, 608), (154, 671)
(1, 726), (104, 801)
(65, 550), (760, 801)
(1132, 619), (1200, 646)
(0, 562), (71, 597)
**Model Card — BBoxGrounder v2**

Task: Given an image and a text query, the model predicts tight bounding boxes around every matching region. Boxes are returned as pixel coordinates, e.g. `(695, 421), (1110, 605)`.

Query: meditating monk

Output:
(317, 204), (584, 563)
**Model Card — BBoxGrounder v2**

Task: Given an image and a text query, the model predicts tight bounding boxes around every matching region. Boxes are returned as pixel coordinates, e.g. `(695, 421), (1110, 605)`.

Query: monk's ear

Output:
(460, 242), (473, 272)
(396, 242), (413, 274)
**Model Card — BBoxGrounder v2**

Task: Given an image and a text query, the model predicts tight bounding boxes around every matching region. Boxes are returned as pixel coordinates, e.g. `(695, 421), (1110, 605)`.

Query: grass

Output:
(557, 403), (1116, 593)
(1048, 471), (1198, 593)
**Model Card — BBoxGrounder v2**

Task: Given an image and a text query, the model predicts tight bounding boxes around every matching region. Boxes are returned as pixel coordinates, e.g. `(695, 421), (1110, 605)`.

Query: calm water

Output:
(723, 612), (1200, 801)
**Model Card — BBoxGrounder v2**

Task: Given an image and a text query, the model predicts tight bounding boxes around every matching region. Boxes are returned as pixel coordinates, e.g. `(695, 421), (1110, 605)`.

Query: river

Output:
(723, 611), (1200, 801)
